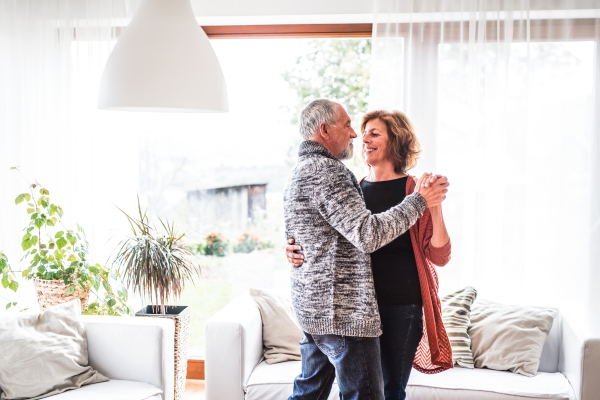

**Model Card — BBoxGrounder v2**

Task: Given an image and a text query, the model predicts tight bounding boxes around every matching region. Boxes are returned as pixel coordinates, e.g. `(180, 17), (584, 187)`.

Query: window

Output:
(134, 37), (372, 356)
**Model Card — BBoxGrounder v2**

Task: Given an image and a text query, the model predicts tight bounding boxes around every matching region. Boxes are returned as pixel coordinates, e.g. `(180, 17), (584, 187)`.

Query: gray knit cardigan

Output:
(283, 141), (427, 337)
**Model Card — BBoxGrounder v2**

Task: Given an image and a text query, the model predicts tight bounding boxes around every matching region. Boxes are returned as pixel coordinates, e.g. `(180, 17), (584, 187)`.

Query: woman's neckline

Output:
(363, 174), (408, 183)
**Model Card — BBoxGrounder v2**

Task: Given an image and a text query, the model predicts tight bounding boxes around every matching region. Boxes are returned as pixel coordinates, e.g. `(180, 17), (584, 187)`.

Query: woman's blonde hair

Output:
(360, 110), (421, 174)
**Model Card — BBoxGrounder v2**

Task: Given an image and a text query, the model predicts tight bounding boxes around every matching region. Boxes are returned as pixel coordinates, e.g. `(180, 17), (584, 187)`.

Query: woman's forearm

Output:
(429, 205), (450, 247)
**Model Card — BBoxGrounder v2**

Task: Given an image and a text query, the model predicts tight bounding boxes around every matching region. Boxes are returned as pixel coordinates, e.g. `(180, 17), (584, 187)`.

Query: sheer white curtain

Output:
(369, 0), (600, 308)
(0, 0), (140, 311)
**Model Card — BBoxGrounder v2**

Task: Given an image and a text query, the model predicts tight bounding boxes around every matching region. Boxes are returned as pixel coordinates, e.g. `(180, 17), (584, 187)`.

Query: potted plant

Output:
(5, 167), (131, 315)
(112, 199), (201, 400)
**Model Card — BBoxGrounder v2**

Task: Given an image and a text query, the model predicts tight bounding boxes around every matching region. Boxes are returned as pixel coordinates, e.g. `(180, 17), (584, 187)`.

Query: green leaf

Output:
(1, 276), (8, 288)
(30, 236), (38, 247)
(44, 272), (54, 280)
(34, 219), (44, 229)
(37, 266), (45, 273)
(55, 231), (64, 238)
(57, 237), (67, 249)
(40, 199), (49, 208)
(46, 219), (55, 227)
(21, 239), (32, 251)
(27, 208), (35, 214)
(10, 166), (18, 170)
(56, 206), (64, 218)
(67, 233), (77, 245)
(24, 194), (31, 202)
(15, 194), (26, 204)
(40, 188), (49, 195)
(22, 232), (31, 241)
(68, 255), (77, 262)
(6, 303), (11, 310)
(91, 276), (100, 291)
(107, 299), (117, 307)
(9, 280), (18, 292)
(65, 285), (76, 294)
(50, 204), (57, 216)
(22, 270), (28, 278)
(88, 266), (101, 274)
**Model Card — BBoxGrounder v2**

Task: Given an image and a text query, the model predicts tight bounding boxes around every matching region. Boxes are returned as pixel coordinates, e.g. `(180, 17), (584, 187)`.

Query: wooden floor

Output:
(184, 380), (205, 399)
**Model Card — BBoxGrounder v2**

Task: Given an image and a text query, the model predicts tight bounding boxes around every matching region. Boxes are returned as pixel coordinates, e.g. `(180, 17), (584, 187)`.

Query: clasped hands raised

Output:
(415, 173), (449, 208)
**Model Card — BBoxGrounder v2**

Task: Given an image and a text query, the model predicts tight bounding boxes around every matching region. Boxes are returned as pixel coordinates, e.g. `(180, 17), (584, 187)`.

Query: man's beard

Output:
(338, 141), (354, 160)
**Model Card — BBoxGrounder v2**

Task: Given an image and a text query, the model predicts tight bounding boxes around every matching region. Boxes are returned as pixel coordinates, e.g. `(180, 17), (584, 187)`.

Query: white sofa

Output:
(205, 293), (600, 400)
(46, 316), (175, 400)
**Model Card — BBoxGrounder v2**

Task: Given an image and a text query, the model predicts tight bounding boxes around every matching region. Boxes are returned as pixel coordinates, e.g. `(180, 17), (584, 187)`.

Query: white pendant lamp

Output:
(98, 0), (228, 112)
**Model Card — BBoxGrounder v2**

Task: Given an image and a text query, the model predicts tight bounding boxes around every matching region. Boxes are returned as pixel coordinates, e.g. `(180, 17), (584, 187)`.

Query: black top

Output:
(360, 176), (422, 306)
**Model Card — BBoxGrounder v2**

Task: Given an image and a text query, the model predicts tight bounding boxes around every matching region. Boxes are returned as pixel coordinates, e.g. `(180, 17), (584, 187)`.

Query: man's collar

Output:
(298, 140), (338, 161)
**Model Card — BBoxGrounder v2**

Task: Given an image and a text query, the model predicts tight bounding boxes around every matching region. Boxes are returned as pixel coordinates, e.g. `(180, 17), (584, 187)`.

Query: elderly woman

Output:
(286, 110), (453, 400)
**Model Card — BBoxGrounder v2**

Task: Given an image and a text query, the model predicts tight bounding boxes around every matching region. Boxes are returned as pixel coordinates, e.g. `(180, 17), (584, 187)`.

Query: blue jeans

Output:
(289, 332), (384, 400)
(378, 304), (424, 400)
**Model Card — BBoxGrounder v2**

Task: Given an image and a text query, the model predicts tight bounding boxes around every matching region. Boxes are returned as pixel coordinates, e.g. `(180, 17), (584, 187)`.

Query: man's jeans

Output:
(289, 332), (384, 400)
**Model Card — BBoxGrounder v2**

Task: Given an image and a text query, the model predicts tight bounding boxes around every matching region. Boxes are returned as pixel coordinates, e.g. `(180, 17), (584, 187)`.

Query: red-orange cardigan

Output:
(405, 175), (453, 373)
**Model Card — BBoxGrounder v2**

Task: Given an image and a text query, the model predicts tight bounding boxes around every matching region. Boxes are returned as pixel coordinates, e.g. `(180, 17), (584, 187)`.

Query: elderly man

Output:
(283, 99), (447, 400)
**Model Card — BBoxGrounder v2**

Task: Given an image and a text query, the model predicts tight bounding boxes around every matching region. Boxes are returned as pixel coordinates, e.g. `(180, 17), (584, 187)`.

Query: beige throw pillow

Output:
(249, 288), (303, 364)
(468, 299), (557, 377)
(0, 299), (108, 399)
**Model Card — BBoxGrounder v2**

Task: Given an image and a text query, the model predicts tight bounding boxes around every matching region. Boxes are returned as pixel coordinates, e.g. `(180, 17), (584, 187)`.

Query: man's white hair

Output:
(299, 99), (340, 140)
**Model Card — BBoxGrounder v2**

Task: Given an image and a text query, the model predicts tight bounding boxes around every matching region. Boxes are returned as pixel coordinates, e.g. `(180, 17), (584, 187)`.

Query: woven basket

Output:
(33, 277), (90, 312)
(136, 305), (192, 400)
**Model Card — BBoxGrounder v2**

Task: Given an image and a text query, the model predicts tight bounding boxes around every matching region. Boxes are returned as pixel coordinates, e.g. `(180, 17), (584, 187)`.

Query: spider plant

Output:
(113, 199), (201, 315)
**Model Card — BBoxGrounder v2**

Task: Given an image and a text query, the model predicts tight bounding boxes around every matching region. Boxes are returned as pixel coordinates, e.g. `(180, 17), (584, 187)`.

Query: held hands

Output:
(286, 238), (304, 267)
(415, 173), (449, 208)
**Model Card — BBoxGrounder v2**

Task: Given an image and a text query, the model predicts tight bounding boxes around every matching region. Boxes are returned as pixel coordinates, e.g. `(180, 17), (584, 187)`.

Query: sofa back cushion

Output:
(538, 309), (560, 373)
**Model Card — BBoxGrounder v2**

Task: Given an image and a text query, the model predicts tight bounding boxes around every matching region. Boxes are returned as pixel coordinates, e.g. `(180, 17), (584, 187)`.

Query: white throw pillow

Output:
(0, 299), (108, 399)
(468, 299), (557, 377)
(441, 286), (478, 368)
(249, 288), (303, 364)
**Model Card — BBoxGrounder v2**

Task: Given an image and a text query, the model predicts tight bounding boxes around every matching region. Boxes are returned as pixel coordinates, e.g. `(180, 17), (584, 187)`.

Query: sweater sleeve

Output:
(421, 212), (452, 266)
(314, 162), (427, 253)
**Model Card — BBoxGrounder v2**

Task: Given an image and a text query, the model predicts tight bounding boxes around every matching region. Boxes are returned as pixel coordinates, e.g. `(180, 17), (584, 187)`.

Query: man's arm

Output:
(313, 162), (427, 253)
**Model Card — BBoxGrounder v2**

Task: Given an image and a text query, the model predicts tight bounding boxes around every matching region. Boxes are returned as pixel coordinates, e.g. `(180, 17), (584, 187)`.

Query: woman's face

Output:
(362, 118), (390, 166)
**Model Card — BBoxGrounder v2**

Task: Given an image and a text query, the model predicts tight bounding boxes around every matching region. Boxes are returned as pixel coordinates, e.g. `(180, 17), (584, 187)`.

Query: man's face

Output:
(328, 105), (357, 160)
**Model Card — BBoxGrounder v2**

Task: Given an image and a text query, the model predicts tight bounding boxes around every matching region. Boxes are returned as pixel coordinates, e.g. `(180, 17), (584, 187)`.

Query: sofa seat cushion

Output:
(44, 380), (162, 400)
(245, 360), (575, 400)
(409, 368), (575, 400)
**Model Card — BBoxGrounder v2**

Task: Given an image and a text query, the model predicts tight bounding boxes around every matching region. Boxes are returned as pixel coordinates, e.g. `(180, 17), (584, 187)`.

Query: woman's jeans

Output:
(378, 303), (424, 400)
(289, 332), (384, 400)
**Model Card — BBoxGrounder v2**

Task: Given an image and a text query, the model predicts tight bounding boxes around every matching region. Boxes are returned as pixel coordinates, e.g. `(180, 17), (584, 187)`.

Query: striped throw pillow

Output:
(441, 286), (478, 368)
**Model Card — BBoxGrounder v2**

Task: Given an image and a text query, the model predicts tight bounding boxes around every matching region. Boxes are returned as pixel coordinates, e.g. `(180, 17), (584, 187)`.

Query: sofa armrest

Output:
(205, 292), (263, 400)
(82, 315), (175, 400)
(559, 306), (600, 400)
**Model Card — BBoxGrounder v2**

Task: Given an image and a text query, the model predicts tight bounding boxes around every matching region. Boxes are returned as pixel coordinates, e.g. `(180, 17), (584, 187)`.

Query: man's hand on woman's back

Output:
(286, 238), (304, 267)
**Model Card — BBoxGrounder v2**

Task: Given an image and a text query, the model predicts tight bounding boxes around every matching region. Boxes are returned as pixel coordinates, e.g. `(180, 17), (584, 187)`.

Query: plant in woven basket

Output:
(3, 167), (132, 315)
(112, 199), (202, 314)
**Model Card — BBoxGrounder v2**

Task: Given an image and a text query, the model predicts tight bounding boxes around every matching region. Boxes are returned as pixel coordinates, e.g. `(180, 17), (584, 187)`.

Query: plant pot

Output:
(136, 305), (192, 400)
(33, 277), (90, 312)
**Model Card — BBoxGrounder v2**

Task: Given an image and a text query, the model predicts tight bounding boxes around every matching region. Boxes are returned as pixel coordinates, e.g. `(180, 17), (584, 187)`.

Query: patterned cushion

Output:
(441, 286), (478, 368)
